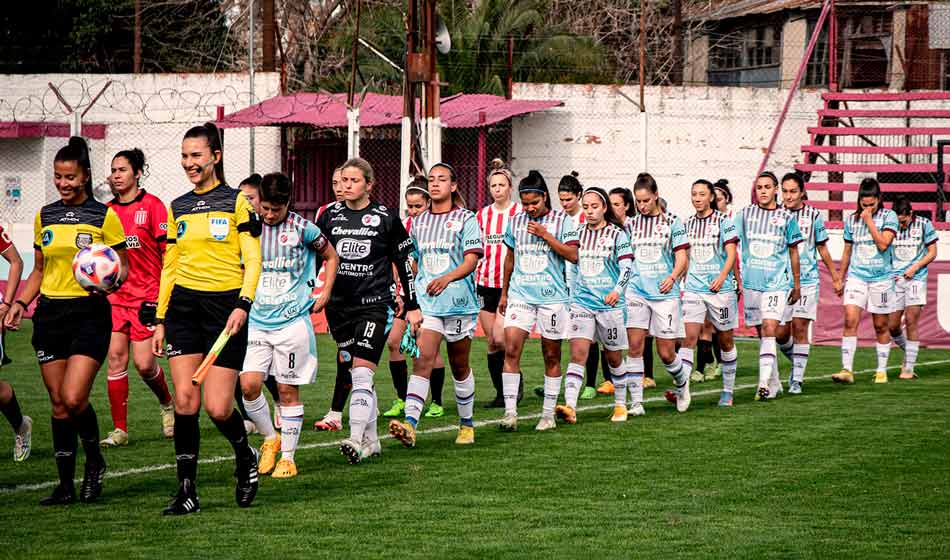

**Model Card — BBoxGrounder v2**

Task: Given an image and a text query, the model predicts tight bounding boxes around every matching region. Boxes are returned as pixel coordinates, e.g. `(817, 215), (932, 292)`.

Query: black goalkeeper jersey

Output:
(316, 200), (415, 308)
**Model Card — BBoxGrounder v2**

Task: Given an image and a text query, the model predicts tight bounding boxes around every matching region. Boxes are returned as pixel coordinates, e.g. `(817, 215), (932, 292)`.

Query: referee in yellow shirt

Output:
(6, 137), (128, 505)
(152, 122), (263, 515)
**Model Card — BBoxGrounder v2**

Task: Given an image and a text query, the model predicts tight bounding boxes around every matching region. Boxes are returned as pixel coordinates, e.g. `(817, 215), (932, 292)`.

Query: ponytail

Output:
(55, 136), (93, 197)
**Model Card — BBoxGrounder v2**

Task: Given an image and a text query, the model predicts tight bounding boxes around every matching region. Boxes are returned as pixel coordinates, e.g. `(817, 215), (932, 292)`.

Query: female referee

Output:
(152, 122), (263, 515)
(6, 137), (128, 505)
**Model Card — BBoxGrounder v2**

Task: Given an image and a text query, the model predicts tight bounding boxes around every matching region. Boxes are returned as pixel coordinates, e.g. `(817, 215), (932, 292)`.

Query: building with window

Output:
(684, 1), (950, 90)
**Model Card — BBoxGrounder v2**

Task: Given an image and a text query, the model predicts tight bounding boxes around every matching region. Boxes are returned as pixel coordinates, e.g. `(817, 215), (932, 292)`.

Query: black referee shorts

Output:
(164, 286), (248, 371)
(32, 295), (111, 364)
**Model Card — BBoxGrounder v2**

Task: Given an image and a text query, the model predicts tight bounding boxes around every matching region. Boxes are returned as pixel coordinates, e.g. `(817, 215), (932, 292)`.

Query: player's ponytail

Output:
(519, 170), (551, 210)
(55, 136), (94, 197)
(114, 148), (147, 186)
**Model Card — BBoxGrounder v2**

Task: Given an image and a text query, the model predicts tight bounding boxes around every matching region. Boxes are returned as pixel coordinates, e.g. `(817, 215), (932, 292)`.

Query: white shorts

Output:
(843, 277), (895, 314)
(624, 295), (683, 339)
(682, 291), (739, 331)
(504, 300), (569, 340)
(895, 276), (927, 309)
(242, 318), (318, 385)
(421, 314), (477, 343)
(782, 283), (819, 322)
(743, 289), (788, 326)
(569, 304), (628, 351)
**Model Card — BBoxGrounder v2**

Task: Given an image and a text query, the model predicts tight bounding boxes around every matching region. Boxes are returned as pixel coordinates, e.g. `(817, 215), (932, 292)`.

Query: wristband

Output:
(236, 296), (253, 313)
(14, 299), (29, 310)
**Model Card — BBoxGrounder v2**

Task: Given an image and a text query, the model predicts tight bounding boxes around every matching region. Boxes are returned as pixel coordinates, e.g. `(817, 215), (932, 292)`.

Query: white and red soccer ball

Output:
(72, 243), (122, 293)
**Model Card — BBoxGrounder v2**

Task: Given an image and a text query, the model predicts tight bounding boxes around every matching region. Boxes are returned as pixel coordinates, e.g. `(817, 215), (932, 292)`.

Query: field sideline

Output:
(1, 321), (949, 558)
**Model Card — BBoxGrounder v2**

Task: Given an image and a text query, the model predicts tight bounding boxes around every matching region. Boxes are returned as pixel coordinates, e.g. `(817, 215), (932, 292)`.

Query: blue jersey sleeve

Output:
(503, 220), (516, 249)
(814, 213), (828, 245)
(734, 212), (746, 246)
(843, 218), (853, 243)
(882, 211), (899, 235)
(671, 216), (689, 251)
(560, 221), (580, 245)
(303, 221), (322, 248)
(720, 215), (738, 245)
(924, 219), (938, 246)
(786, 218), (803, 246)
(462, 214), (484, 257)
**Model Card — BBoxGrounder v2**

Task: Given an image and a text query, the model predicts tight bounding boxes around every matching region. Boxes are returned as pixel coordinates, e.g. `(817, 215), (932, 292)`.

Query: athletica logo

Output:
(60, 211), (79, 224)
(337, 238), (371, 260)
(75, 232), (93, 249)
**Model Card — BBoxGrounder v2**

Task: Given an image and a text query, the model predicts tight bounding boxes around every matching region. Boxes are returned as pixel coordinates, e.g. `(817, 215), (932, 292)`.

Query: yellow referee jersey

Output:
(157, 183), (262, 319)
(33, 198), (127, 298)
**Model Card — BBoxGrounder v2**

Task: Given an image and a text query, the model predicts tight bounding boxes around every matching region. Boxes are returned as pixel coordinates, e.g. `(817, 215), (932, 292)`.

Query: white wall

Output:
(0, 72), (283, 272)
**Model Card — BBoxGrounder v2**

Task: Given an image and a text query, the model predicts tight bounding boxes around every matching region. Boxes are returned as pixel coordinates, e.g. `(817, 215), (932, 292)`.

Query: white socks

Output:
(279, 404), (304, 462)
(904, 341), (920, 372)
(501, 372), (520, 416)
(610, 361), (627, 407)
(664, 355), (686, 387)
(404, 374), (430, 428)
(792, 344), (810, 383)
(677, 347), (694, 384)
(627, 356), (644, 405)
(720, 348), (738, 392)
(243, 393), (276, 440)
(564, 363), (585, 409)
(841, 336), (857, 372)
(875, 342), (890, 372)
(348, 366), (375, 444)
(779, 338), (794, 361)
(454, 370), (476, 426)
(759, 337), (776, 388)
(542, 374), (562, 417)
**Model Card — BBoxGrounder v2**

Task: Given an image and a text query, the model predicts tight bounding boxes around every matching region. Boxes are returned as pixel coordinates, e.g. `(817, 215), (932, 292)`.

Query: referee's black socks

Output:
(212, 409), (253, 461)
(51, 416), (77, 488)
(389, 360), (408, 401)
(174, 412), (200, 483)
(73, 404), (104, 465)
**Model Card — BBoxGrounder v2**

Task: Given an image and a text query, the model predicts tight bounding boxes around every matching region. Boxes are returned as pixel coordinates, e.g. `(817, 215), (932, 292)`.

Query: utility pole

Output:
(639, 0), (648, 171)
(671, 0), (683, 85)
(262, 0), (275, 72)
(347, 0), (363, 158)
(249, 0), (256, 171)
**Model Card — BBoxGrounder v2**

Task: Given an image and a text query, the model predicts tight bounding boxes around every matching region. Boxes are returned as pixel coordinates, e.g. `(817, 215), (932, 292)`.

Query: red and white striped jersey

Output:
(475, 202), (521, 288)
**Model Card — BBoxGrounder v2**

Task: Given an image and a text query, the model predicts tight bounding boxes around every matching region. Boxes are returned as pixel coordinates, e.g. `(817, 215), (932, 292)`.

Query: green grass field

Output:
(1, 321), (949, 559)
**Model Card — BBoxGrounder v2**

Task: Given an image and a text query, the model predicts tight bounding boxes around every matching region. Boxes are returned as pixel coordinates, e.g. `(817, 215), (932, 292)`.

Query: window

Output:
(710, 24), (781, 71)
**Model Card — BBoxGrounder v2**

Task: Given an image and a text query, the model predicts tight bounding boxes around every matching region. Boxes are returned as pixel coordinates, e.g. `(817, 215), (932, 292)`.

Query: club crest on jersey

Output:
(654, 222), (669, 234)
(41, 229), (53, 247)
(708, 224), (720, 236)
(770, 215), (785, 227)
(598, 236), (611, 247)
(362, 214), (381, 227)
(279, 230), (300, 246)
(208, 217), (229, 241)
(445, 220), (462, 232)
(452, 296), (469, 307)
(75, 232), (93, 249)
(134, 209), (148, 226)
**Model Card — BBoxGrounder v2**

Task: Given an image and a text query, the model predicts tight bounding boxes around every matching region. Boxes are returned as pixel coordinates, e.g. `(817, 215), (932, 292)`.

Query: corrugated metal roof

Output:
(686, 0), (912, 22)
(217, 92), (562, 129)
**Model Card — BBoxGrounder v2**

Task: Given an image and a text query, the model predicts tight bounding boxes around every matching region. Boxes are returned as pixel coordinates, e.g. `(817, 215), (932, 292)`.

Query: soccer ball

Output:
(72, 243), (122, 293)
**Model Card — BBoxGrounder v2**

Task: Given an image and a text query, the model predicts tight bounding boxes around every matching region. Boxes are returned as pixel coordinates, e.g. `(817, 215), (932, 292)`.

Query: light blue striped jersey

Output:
(571, 223), (633, 311)
(411, 207), (483, 317)
(624, 212), (689, 301)
(893, 215), (937, 281)
(784, 205), (828, 287)
(684, 210), (738, 294)
(503, 209), (579, 304)
(734, 205), (803, 292)
(843, 208), (899, 282)
(564, 212), (585, 295)
(250, 212), (325, 330)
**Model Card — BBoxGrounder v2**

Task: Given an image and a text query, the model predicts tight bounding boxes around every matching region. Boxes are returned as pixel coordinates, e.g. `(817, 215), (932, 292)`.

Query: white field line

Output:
(3, 359), (948, 496)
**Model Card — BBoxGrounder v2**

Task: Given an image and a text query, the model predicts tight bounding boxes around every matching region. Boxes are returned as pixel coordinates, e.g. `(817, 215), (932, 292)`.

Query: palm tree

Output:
(313, 0), (611, 94)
